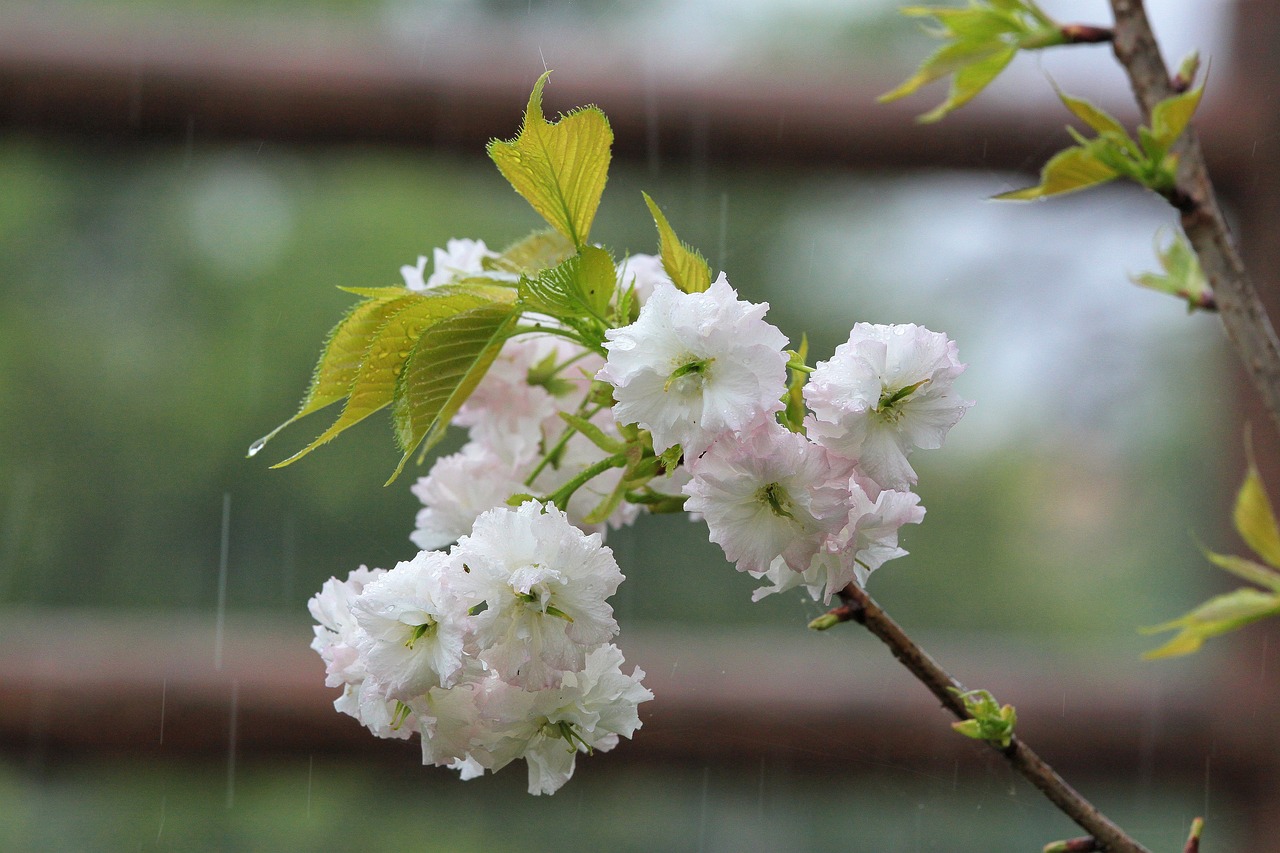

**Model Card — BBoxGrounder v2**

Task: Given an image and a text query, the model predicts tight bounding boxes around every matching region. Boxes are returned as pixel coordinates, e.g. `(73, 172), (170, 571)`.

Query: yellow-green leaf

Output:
(272, 286), (507, 468)
(994, 144), (1119, 200)
(879, 39), (1008, 104)
(1235, 463), (1280, 568)
(1150, 83), (1204, 150)
(388, 299), (520, 482)
(486, 229), (576, 278)
(1142, 587), (1280, 659)
(519, 245), (616, 323)
(487, 71), (613, 247)
(642, 192), (711, 294)
(1205, 551), (1280, 593)
(1056, 90), (1128, 138)
(918, 45), (1018, 124)
(1131, 230), (1211, 309)
(248, 291), (412, 457)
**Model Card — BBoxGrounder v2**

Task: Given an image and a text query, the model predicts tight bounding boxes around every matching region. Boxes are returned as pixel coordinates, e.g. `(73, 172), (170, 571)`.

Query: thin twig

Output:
(834, 584), (1153, 853)
(1109, 0), (1280, 436)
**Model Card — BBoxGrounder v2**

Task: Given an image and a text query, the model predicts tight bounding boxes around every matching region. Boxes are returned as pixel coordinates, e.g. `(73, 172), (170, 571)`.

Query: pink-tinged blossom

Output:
(352, 550), (469, 700)
(454, 336), (602, 463)
(452, 501), (624, 690)
(597, 275), (789, 457)
(410, 444), (526, 551)
(683, 421), (849, 575)
(804, 323), (972, 489)
(476, 644), (652, 795)
(334, 679), (418, 741)
(750, 475), (925, 602)
(308, 566), (384, 689)
(617, 253), (671, 306)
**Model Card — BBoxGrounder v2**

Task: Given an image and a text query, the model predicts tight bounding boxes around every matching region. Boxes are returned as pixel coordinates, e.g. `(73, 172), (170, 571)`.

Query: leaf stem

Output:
(540, 453), (629, 509)
(828, 583), (1152, 853)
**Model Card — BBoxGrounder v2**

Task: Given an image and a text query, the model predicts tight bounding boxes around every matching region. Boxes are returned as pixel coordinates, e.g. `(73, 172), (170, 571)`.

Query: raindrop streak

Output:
(697, 766), (710, 853)
(0, 470), (35, 597)
(159, 678), (167, 745)
(717, 193), (729, 273)
(1203, 753), (1211, 818)
(227, 679), (240, 810)
(156, 795), (166, 843)
(644, 72), (661, 177)
(756, 756), (765, 825)
(282, 515), (297, 608)
(214, 493), (231, 671)
(183, 116), (195, 170)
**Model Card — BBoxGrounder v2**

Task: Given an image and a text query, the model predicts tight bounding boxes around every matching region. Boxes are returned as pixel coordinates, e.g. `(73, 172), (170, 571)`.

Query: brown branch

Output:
(1109, 0), (1280, 437)
(834, 583), (1153, 853)
(1060, 24), (1113, 45)
(1044, 838), (1101, 853)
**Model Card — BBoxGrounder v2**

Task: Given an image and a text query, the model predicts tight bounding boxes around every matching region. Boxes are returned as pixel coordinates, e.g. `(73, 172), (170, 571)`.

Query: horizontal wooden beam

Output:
(1, 608), (1272, 794)
(0, 11), (1259, 194)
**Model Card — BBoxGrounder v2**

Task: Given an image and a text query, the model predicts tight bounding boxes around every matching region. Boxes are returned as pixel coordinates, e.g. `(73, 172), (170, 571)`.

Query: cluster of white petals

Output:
(411, 335), (639, 550)
(596, 273), (967, 599)
(597, 275), (789, 457)
(805, 323), (973, 490)
(400, 238), (518, 291)
(316, 234), (973, 797)
(309, 501), (651, 795)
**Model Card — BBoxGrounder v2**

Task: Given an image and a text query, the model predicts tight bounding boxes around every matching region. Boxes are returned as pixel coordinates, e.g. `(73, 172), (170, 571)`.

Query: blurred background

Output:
(2, 0), (1278, 850)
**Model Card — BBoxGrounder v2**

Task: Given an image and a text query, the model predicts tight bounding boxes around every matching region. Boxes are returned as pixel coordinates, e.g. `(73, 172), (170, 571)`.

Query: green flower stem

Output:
(540, 453), (628, 509)
(828, 582), (1152, 853)
(524, 402), (606, 486)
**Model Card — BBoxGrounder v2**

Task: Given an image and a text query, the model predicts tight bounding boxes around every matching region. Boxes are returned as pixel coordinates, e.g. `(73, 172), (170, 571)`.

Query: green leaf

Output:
(879, 39), (1008, 103)
(1150, 83), (1204, 150)
(1056, 90), (1128, 138)
(1235, 462), (1280, 568)
(642, 192), (712, 294)
(272, 286), (509, 468)
(918, 45), (1018, 123)
(249, 290), (413, 457)
(994, 144), (1119, 200)
(948, 688), (1016, 748)
(487, 71), (613, 247)
(519, 245), (617, 327)
(882, 1), (1058, 120)
(388, 298), (520, 483)
(485, 229), (576, 278)
(1131, 231), (1211, 310)
(1142, 588), (1280, 659)
(1204, 551), (1280, 593)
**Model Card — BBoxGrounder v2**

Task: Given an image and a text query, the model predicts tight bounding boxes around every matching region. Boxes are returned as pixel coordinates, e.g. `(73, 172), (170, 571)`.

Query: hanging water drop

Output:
(247, 436), (268, 457)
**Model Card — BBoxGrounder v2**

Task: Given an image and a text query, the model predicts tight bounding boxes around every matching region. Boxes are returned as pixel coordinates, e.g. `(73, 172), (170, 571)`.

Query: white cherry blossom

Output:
(452, 501), (624, 690)
(352, 550), (469, 700)
(805, 323), (972, 489)
(597, 275), (789, 456)
(683, 420), (849, 575)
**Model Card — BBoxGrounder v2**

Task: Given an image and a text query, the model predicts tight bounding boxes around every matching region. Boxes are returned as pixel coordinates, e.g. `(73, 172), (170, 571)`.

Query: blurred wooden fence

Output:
(4, 1), (1280, 847)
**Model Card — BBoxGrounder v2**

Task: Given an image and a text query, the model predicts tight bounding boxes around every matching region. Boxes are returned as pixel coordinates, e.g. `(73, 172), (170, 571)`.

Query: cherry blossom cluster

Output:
(309, 237), (971, 793)
(309, 500), (651, 795)
(407, 242), (671, 550)
(598, 271), (972, 602)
